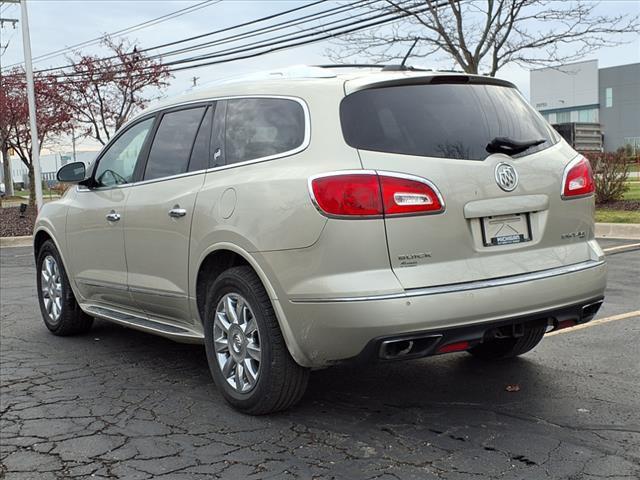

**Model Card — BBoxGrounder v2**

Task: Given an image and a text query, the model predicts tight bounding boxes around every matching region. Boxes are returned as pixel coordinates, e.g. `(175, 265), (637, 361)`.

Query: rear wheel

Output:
(203, 266), (309, 414)
(467, 324), (546, 360)
(36, 240), (93, 336)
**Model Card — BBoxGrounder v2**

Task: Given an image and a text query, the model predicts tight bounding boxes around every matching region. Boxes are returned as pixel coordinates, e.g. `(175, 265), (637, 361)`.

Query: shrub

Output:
(582, 149), (630, 204)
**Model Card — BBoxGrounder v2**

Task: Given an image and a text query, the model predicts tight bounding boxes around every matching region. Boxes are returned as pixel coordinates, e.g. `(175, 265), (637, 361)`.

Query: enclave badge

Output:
(495, 163), (518, 192)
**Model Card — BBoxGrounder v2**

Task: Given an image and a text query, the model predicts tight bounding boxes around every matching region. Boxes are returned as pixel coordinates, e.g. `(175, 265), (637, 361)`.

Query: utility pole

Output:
(192, 76), (199, 87)
(19, 0), (43, 209)
(71, 125), (77, 162)
(0, 5), (18, 197)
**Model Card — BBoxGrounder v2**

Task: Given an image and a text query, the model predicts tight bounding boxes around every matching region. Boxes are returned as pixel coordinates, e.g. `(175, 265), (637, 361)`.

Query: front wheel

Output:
(467, 324), (546, 360)
(203, 266), (309, 415)
(36, 240), (93, 336)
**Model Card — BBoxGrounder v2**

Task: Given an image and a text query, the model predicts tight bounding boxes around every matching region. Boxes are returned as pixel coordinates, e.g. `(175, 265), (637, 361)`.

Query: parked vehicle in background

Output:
(34, 66), (606, 414)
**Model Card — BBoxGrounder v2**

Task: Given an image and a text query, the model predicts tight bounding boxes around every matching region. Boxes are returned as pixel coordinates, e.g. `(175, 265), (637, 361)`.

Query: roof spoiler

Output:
(345, 74), (517, 94)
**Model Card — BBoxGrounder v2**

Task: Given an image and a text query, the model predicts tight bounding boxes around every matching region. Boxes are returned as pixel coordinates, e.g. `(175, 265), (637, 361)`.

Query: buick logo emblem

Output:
(495, 163), (518, 192)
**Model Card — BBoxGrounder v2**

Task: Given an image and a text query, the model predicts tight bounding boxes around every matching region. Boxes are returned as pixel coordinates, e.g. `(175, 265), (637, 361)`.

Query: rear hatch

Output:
(340, 75), (595, 289)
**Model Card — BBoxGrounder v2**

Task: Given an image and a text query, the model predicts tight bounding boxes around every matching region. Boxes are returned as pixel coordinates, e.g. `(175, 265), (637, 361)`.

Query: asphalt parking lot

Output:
(1, 240), (639, 480)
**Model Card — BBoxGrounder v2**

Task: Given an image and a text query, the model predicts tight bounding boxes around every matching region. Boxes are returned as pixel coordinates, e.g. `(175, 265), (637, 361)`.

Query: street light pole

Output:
(19, 0), (43, 210)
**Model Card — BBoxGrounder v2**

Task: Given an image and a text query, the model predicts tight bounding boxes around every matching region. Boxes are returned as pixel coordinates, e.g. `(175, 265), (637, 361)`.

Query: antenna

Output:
(383, 38), (420, 71)
(400, 38), (419, 69)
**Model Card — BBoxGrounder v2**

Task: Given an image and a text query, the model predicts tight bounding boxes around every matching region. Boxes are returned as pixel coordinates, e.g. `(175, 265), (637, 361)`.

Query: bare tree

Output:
(328, 0), (640, 75)
(62, 37), (170, 145)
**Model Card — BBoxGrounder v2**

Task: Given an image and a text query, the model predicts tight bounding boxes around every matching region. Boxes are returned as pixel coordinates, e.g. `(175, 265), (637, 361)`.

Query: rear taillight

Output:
(562, 156), (595, 199)
(309, 170), (444, 218)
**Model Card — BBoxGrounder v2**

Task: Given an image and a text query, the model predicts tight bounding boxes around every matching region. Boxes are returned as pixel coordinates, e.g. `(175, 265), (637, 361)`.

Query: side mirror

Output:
(57, 162), (86, 183)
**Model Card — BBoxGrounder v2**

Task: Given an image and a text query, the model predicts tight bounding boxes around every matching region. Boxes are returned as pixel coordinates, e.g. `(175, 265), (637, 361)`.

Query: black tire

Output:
(36, 240), (93, 336)
(467, 324), (546, 360)
(203, 266), (309, 415)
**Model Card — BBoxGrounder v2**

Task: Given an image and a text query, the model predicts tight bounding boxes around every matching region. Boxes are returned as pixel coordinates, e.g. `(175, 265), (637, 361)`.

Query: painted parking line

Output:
(547, 310), (640, 336)
(603, 242), (640, 254)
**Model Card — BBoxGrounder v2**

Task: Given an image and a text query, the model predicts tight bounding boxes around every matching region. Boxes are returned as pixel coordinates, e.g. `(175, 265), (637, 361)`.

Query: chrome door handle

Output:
(169, 207), (187, 218)
(106, 211), (121, 222)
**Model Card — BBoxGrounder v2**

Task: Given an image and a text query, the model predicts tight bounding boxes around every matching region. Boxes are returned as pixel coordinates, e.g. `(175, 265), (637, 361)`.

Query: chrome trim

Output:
(168, 207), (187, 218)
(105, 211), (121, 222)
(494, 162), (518, 192)
(77, 95), (311, 191)
(77, 279), (129, 292)
(76, 279), (185, 298)
(128, 285), (186, 299)
(289, 259), (606, 303)
(84, 304), (203, 339)
(307, 169), (446, 219)
(561, 154), (595, 200)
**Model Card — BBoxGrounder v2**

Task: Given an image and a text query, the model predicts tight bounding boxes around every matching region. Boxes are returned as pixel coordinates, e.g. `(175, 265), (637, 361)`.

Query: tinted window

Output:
(340, 84), (555, 160)
(95, 118), (154, 187)
(188, 106), (213, 172)
(225, 98), (305, 164)
(144, 107), (206, 180)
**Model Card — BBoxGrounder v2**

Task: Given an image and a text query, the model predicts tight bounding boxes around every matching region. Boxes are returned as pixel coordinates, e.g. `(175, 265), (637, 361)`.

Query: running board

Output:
(83, 304), (204, 342)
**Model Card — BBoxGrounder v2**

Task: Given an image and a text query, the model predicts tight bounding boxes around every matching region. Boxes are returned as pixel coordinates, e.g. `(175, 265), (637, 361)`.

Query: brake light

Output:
(562, 156), (595, 199)
(309, 171), (444, 218)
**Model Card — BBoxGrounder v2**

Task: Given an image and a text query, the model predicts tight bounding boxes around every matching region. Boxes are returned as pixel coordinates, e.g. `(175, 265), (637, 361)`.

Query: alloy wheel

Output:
(213, 293), (262, 393)
(41, 255), (63, 324)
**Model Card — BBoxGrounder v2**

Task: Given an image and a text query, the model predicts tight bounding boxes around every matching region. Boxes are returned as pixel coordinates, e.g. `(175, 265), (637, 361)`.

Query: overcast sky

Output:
(1, 0), (638, 153)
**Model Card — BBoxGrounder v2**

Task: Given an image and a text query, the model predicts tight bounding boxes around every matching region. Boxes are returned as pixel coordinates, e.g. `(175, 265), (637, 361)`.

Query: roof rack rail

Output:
(313, 64), (386, 69)
(381, 64), (432, 72)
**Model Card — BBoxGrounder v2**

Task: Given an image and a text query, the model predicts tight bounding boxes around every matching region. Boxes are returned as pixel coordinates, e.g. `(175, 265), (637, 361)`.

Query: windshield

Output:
(340, 83), (556, 160)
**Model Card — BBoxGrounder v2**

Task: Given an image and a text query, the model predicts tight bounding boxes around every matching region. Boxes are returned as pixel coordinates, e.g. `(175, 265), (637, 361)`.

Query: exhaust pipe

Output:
(379, 334), (441, 360)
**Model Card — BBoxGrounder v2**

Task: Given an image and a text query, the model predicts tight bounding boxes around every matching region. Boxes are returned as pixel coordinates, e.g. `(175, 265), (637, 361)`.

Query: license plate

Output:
(481, 213), (531, 246)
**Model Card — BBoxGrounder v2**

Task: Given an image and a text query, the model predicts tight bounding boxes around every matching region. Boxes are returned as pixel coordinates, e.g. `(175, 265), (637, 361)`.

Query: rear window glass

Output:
(225, 98), (305, 164)
(340, 83), (555, 160)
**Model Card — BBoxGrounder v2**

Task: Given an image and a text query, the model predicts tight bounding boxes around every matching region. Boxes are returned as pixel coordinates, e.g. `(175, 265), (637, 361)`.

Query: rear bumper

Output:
(281, 260), (607, 367)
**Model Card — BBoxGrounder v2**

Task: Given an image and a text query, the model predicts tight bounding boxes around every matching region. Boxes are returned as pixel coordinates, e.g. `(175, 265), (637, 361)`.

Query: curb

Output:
(0, 235), (33, 248)
(595, 222), (640, 240)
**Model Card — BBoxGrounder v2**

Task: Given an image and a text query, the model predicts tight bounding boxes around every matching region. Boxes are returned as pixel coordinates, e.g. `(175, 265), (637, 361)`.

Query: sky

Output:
(1, 0), (639, 153)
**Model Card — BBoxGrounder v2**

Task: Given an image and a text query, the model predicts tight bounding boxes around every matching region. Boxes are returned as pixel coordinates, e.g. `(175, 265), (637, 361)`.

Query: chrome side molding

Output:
(290, 260), (606, 303)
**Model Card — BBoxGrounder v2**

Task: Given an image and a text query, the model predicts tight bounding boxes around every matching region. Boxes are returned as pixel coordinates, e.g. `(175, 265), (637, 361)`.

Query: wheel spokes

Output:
(246, 341), (261, 361)
(214, 293), (262, 393)
(244, 359), (258, 386)
(225, 296), (238, 324)
(214, 336), (229, 353)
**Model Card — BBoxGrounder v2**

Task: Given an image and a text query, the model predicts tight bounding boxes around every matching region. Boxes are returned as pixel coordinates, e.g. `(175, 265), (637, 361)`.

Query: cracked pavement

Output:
(1, 241), (639, 479)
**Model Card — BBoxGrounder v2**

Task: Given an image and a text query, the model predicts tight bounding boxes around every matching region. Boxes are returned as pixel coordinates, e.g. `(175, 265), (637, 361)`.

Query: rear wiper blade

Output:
(486, 137), (546, 156)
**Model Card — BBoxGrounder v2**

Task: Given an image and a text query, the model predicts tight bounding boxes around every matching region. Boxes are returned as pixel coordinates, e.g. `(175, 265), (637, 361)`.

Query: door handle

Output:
(169, 207), (187, 218)
(106, 211), (121, 222)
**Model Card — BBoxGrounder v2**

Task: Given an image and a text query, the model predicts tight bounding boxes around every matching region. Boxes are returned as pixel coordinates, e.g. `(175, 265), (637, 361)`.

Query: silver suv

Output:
(35, 67), (606, 414)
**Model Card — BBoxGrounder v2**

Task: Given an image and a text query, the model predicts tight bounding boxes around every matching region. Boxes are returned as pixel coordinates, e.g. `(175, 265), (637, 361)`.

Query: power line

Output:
(41, 0), (377, 78)
(3, 0), (221, 68)
(27, 0), (330, 74)
(33, 0), (386, 79)
(32, 0), (446, 85)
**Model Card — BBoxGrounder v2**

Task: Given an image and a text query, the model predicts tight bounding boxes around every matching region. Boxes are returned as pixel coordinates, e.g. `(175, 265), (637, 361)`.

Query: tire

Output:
(467, 324), (546, 360)
(203, 266), (309, 415)
(36, 240), (93, 336)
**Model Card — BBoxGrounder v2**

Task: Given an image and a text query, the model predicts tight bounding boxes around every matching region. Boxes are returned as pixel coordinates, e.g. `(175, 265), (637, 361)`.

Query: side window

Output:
(94, 118), (154, 187)
(225, 98), (305, 165)
(188, 105), (213, 172)
(144, 107), (206, 181)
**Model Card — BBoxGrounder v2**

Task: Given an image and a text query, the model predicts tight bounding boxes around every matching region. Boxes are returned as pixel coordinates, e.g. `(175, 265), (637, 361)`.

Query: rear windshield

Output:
(340, 83), (556, 160)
